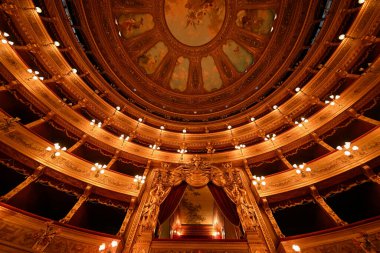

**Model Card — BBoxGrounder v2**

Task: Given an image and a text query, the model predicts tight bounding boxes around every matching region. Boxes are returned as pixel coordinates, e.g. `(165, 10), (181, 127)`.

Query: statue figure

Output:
(139, 171), (171, 233)
(224, 170), (258, 231)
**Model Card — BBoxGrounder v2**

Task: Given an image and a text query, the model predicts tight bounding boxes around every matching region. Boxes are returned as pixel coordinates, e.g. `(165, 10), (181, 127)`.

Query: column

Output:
(362, 165), (380, 184)
(262, 198), (285, 238)
(276, 149), (293, 169)
(59, 185), (92, 223)
(310, 132), (336, 152)
(0, 165), (44, 202)
(310, 185), (347, 226)
(117, 197), (136, 236)
(67, 134), (87, 152)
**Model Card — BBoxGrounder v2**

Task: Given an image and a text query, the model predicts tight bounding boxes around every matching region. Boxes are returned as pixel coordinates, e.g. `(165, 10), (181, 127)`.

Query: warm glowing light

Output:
(250, 117), (255, 122)
(292, 244), (301, 252)
(293, 163), (311, 176)
(264, 133), (276, 141)
(273, 105), (278, 110)
(134, 175), (146, 185)
(227, 125), (232, 130)
(116, 106), (121, 111)
(53, 41), (60, 47)
(358, 0), (365, 3)
(160, 125), (165, 130)
(295, 87), (301, 92)
(71, 68), (78, 74)
(325, 94), (340, 105)
(235, 144), (246, 150)
(338, 34), (346, 40)
(91, 163), (107, 177)
(46, 143), (66, 158)
(177, 148), (187, 154)
(252, 175), (266, 189)
(99, 243), (106, 251)
(337, 142), (359, 156)
(182, 129), (187, 133)
(35, 7), (42, 13)
(111, 241), (118, 248)
(138, 118), (143, 122)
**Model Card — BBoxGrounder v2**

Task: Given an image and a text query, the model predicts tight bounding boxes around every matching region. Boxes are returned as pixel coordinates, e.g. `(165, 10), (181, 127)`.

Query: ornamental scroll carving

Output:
(138, 156), (259, 235)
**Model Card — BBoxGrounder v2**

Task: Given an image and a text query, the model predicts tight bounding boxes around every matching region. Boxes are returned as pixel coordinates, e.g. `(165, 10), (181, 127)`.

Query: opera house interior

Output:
(0, 0), (380, 252)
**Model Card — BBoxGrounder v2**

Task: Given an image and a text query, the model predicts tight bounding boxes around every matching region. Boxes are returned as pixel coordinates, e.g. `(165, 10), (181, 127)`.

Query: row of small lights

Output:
(252, 142), (360, 190)
(7, 3), (364, 160)
(1, 30), (346, 156)
(46, 142), (359, 189)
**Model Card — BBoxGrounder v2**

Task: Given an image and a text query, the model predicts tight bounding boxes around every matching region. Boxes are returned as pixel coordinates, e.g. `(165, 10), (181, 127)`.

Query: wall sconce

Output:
(91, 163), (107, 177)
(113, 106), (121, 115)
(295, 87), (304, 94)
(46, 143), (67, 158)
(1, 31), (14, 45)
(99, 240), (118, 253)
(43, 41), (60, 47)
(119, 134), (130, 146)
(264, 133), (276, 141)
(294, 117), (308, 128)
(27, 69), (44, 81)
(90, 119), (102, 130)
(149, 143), (160, 155)
(337, 142), (359, 157)
(134, 175), (146, 189)
(292, 244), (301, 252)
(293, 163), (311, 176)
(325, 95), (340, 105)
(252, 175), (266, 189)
(23, 6), (42, 13)
(235, 144), (246, 155)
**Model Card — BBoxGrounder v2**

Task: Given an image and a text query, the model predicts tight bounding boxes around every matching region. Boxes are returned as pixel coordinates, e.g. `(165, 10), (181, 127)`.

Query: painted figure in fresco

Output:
(185, 0), (213, 28)
(119, 17), (144, 35)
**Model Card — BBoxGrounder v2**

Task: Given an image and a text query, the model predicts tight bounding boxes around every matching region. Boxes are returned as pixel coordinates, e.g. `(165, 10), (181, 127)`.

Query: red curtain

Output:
(208, 183), (240, 226)
(158, 182), (187, 225)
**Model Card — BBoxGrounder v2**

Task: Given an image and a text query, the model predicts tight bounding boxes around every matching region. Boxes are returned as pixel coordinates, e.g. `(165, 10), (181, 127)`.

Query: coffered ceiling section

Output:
(77, 0), (313, 121)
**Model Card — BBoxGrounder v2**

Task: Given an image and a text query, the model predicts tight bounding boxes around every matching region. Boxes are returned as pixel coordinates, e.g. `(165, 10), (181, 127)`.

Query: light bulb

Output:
(53, 41), (60, 47)
(35, 7), (42, 13)
(292, 244), (301, 252)
(338, 34), (346, 40)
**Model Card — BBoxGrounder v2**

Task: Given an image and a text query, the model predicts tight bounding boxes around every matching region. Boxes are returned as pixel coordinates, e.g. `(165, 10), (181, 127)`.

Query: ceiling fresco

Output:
(165, 0), (226, 46)
(117, 13), (155, 39)
(112, 0), (279, 117)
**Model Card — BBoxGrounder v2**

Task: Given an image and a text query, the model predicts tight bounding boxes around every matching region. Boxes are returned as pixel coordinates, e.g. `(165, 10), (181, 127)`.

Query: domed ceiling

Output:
(79, 0), (309, 123)
(116, 0), (275, 94)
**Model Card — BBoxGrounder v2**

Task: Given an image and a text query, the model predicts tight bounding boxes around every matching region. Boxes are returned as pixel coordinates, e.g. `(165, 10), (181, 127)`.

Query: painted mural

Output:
(138, 41), (168, 74)
(235, 9), (275, 35)
(222, 40), (254, 72)
(201, 56), (222, 92)
(117, 13), (154, 39)
(179, 186), (214, 224)
(165, 0), (226, 46)
(170, 57), (190, 92)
